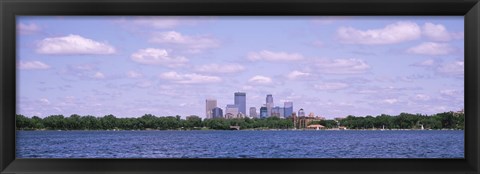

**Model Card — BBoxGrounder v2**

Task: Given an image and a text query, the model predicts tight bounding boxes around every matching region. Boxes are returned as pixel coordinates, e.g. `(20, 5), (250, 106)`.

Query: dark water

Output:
(16, 130), (464, 158)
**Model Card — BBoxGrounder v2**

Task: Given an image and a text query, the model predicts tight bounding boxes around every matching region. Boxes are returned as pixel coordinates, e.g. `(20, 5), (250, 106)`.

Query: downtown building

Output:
(266, 94), (273, 117)
(205, 99), (217, 119)
(260, 105), (268, 119)
(284, 101), (293, 118)
(212, 107), (223, 118)
(234, 92), (246, 116)
(225, 104), (239, 119)
(249, 107), (258, 118)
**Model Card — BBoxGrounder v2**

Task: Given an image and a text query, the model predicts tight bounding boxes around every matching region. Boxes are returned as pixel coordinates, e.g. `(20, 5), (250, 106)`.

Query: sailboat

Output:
(381, 125), (385, 131)
(420, 124), (424, 130)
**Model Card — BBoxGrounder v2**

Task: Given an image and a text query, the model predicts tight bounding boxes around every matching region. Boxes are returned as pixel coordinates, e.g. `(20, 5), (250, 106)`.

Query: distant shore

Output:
(16, 128), (463, 131)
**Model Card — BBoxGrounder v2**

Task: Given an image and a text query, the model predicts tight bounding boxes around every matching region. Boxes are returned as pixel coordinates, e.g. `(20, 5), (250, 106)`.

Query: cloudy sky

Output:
(16, 16), (464, 119)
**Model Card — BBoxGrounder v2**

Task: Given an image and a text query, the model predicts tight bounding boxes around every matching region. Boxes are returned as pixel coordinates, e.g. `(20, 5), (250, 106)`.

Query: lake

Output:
(16, 130), (464, 158)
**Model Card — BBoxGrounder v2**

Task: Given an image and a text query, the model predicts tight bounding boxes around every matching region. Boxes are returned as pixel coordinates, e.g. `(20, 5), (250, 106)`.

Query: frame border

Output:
(1, 0), (479, 174)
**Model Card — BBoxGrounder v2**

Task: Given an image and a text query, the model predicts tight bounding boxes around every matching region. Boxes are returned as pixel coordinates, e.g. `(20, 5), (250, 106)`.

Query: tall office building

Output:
(234, 92), (246, 115)
(249, 107), (257, 118)
(279, 107), (285, 118)
(212, 107), (223, 118)
(225, 104), (239, 119)
(260, 106), (268, 119)
(298, 108), (305, 117)
(284, 101), (293, 118)
(266, 94), (273, 117)
(205, 99), (217, 119)
(272, 106), (280, 117)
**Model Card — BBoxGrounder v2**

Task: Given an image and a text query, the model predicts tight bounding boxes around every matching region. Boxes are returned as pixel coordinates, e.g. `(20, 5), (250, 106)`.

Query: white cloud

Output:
(422, 22), (463, 42)
(437, 61), (464, 77)
(407, 42), (455, 55)
(136, 80), (152, 88)
(39, 98), (50, 105)
(194, 64), (245, 73)
(337, 21), (421, 45)
(126, 71), (143, 78)
(118, 16), (211, 29)
(440, 89), (463, 97)
(159, 71), (222, 84)
(314, 58), (370, 74)
(92, 72), (105, 79)
(36, 34), (116, 55)
(414, 94), (430, 101)
(413, 59), (436, 67)
(133, 17), (182, 29)
(150, 31), (220, 52)
(17, 23), (40, 35)
(247, 50), (304, 61)
(131, 48), (188, 67)
(248, 75), (273, 85)
(17, 61), (50, 70)
(287, 70), (310, 80)
(383, 98), (398, 104)
(314, 82), (349, 90)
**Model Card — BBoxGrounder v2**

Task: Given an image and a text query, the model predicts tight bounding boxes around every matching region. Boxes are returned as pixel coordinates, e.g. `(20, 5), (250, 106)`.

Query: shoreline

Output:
(16, 128), (464, 131)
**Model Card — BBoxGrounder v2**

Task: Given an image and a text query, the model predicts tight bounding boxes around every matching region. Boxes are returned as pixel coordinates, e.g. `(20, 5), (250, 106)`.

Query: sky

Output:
(16, 16), (464, 119)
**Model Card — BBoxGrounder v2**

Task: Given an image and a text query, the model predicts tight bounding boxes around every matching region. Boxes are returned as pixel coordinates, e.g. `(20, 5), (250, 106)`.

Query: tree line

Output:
(336, 112), (464, 130)
(15, 111), (464, 130)
(15, 114), (293, 130)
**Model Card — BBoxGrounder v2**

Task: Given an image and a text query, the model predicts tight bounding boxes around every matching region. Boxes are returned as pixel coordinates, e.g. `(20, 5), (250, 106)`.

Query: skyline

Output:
(17, 16), (464, 119)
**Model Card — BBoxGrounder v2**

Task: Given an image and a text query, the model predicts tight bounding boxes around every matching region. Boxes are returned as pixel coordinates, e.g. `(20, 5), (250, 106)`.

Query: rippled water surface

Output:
(16, 130), (464, 158)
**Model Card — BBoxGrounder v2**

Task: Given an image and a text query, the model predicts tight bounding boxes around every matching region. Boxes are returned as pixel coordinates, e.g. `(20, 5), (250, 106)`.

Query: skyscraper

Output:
(205, 99), (217, 119)
(279, 107), (285, 118)
(272, 106), (280, 117)
(249, 107), (257, 118)
(284, 101), (293, 118)
(212, 107), (223, 118)
(266, 94), (273, 117)
(260, 106), (268, 119)
(234, 92), (246, 115)
(225, 104), (239, 119)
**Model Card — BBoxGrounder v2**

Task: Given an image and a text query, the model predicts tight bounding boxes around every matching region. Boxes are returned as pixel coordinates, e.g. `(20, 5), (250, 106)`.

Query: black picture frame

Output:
(1, 0), (479, 173)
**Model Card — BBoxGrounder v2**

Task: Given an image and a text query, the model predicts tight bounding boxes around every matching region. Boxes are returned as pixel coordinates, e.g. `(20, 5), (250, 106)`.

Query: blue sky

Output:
(16, 16), (464, 119)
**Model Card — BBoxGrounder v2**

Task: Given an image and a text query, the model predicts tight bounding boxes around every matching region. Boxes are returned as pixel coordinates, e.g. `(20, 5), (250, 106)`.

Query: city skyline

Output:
(17, 16), (464, 119)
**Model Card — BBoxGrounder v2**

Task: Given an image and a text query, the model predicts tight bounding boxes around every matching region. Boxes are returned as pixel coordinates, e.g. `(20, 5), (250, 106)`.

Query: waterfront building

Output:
(225, 104), (239, 119)
(212, 107), (223, 118)
(205, 99), (217, 119)
(293, 115), (323, 129)
(284, 101), (293, 118)
(249, 107), (258, 118)
(307, 124), (325, 130)
(260, 106), (268, 119)
(308, 112), (315, 118)
(298, 108), (305, 117)
(266, 94), (273, 117)
(234, 92), (247, 116)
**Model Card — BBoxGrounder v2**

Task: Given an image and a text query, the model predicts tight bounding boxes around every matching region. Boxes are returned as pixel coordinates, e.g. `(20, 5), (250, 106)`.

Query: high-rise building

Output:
(279, 107), (285, 118)
(234, 92), (246, 115)
(266, 94), (273, 117)
(225, 104), (239, 119)
(260, 106), (268, 119)
(298, 108), (305, 117)
(249, 107), (257, 118)
(205, 99), (217, 119)
(272, 106), (280, 117)
(284, 101), (293, 118)
(212, 107), (223, 118)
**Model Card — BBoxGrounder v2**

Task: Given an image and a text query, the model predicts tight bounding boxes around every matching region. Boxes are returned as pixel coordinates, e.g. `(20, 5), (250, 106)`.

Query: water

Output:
(16, 130), (464, 158)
